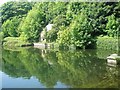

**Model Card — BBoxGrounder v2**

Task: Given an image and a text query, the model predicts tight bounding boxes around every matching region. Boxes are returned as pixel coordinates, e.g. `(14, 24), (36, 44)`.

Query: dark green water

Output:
(1, 47), (120, 88)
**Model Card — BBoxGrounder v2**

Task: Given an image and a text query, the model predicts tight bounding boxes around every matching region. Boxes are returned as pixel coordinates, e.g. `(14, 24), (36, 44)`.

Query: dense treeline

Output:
(0, 2), (120, 48)
(0, 1), (34, 37)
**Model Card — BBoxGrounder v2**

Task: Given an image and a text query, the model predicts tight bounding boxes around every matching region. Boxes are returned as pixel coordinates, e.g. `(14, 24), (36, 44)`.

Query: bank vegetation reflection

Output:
(2, 48), (119, 88)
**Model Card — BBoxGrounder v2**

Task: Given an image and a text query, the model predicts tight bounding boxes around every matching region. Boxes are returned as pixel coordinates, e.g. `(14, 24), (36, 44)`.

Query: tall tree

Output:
(0, 1), (33, 24)
(20, 6), (46, 42)
(2, 16), (21, 37)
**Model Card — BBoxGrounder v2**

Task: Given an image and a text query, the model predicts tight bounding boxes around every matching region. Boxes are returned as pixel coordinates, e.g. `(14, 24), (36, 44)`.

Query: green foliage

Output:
(2, 20), (10, 37)
(57, 29), (71, 46)
(3, 37), (31, 47)
(0, 31), (4, 40)
(0, 1), (33, 24)
(52, 15), (68, 30)
(46, 2), (67, 23)
(2, 16), (21, 37)
(70, 13), (95, 49)
(20, 7), (46, 42)
(2, 48), (118, 88)
(97, 36), (118, 50)
(57, 13), (96, 49)
(97, 49), (117, 59)
(1, 2), (119, 48)
(46, 29), (58, 42)
(105, 15), (119, 37)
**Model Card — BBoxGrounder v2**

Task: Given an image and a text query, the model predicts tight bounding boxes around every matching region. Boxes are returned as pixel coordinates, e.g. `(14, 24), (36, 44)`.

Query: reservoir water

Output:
(1, 47), (120, 88)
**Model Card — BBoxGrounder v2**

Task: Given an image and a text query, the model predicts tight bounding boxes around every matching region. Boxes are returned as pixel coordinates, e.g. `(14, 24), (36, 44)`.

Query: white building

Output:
(40, 24), (54, 42)
(46, 24), (54, 31)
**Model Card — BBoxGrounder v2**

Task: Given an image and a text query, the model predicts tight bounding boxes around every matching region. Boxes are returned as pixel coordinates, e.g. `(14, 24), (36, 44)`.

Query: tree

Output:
(70, 13), (95, 49)
(46, 2), (67, 23)
(106, 14), (119, 37)
(20, 7), (46, 42)
(0, 1), (33, 24)
(46, 29), (58, 42)
(57, 12), (96, 49)
(2, 16), (21, 37)
(57, 29), (71, 46)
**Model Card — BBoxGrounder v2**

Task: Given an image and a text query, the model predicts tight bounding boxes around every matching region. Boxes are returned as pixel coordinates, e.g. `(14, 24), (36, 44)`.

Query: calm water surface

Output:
(1, 47), (120, 88)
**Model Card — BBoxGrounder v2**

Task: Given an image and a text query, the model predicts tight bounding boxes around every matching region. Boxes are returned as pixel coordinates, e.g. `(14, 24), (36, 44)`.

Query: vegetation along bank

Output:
(0, 2), (120, 50)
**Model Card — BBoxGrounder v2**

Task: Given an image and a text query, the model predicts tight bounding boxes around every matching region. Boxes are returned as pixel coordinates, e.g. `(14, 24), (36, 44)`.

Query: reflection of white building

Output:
(107, 54), (120, 67)
(40, 24), (54, 42)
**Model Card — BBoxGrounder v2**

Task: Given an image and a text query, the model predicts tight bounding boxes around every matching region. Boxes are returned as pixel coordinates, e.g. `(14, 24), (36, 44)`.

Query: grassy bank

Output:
(2, 36), (119, 52)
(96, 36), (118, 51)
(3, 37), (33, 47)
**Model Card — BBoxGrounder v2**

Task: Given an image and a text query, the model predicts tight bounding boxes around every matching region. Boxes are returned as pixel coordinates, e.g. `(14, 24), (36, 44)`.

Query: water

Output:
(1, 47), (120, 88)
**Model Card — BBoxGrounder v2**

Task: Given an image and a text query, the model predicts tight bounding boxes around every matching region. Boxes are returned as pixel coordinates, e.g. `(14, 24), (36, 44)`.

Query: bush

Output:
(19, 7), (46, 42)
(46, 29), (58, 43)
(2, 17), (21, 37)
(96, 36), (118, 50)
(0, 32), (4, 42)
(105, 15), (119, 38)
(57, 29), (71, 46)
(57, 13), (96, 49)
(3, 37), (32, 47)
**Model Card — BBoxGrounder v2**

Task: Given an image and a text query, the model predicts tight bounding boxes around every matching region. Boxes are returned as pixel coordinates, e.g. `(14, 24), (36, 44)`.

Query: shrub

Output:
(96, 36), (118, 50)
(105, 15), (119, 38)
(3, 37), (31, 47)
(46, 29), (58, 43)
(57, 29), (71, 46)
(57, 13), (96, 49)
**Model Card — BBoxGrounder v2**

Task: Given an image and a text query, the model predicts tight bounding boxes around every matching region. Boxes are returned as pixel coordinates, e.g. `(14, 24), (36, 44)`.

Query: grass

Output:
(3, 37), (33, 47)
(96, 36), (118, 51)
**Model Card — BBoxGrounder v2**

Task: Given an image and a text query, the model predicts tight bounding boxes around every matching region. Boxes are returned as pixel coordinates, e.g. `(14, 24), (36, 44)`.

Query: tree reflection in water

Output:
(2, 47), (119, 88)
